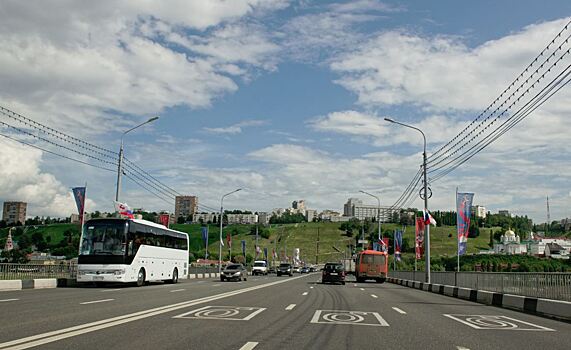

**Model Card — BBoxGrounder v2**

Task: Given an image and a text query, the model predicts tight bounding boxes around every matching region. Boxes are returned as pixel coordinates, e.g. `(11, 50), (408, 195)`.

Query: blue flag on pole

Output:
(201, 226), (208, 242)
(241, 240), (246, 255)
(72, 187), (86, 222)
(457, 192), (474, 256)
(395, 229), (403, 262)
(264, 247), (268, 260)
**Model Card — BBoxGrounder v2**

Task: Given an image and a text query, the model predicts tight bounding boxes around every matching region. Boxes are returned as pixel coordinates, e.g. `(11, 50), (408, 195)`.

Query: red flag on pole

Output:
(415, 217), (425, 259)
(226, 232), (232, 248)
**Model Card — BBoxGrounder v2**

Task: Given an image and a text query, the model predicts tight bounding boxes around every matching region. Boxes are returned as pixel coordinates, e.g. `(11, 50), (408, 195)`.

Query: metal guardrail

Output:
(0, 263), (77, 280)
(390, 271), (571, 302)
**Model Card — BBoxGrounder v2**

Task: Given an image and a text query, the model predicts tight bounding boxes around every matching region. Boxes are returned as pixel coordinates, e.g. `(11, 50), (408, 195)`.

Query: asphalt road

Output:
(1, 274), (570, 350)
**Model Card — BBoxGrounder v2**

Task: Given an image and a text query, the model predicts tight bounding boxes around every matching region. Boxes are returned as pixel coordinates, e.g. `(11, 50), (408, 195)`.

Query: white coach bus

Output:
(77, 218), (189, 286)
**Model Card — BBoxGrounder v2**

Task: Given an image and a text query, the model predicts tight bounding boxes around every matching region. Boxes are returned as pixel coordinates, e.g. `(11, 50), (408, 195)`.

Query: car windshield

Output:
(226, 265), (240, 270)
(280, 264), (290, 268)
(324, 264), (343, 271)
(80, 221), (126, 256)
(254, 262), (266, 267)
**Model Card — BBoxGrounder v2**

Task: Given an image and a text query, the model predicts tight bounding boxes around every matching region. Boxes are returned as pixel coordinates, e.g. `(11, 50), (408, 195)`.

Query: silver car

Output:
(220, 264), (248, 282)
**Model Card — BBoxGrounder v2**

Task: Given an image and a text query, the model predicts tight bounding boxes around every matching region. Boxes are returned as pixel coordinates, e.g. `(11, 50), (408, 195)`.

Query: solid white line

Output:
(101, 289), (121, 292)
(457, 347), (470, 350)
(239, 342), (258, 350)
(360, 288), (365, 291)
(169, 289), (185, 293)
(392, 307), (407, 314)
(371, 294), (378, 298)
(302, 292), (308, 296)
(80, 299), (114, 305)
(0, 299), (19, 303)
(0, 275), (308, 350)
(285, 304), (296, 310)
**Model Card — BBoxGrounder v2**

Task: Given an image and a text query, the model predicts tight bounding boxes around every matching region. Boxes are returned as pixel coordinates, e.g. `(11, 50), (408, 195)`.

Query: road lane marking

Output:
(175, 306), (266, 321)
(302, 292), (308, 296)
(285, 304), (296, 310)
(101, 289), (121, 292)
(80, 299), (114, 305)
(371, 294), (378, 298)
(0, 299), (19, 303)
(354, 284), (357, 287)
(360, 288), (365, 291)
(457, 347), (470, 350)
(310, 286), (314, 289)
(443, 314), (555, 331)
(0, 274), (310, 350)
(239, 342), (258, 350)
(311, 310), (389, 327)
(212, 284), (221, 287)
(392, 307), (406, 314)
(170, 289), (185, 293)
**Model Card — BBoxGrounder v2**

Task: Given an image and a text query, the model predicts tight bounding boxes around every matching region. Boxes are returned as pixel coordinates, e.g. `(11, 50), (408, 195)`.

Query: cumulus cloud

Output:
(0, 137), (95, 217)
(330, 18), (570, 111)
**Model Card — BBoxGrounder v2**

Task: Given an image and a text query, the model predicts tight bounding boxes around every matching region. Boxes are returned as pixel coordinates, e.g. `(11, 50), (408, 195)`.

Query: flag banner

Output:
(256, 245), (261, 254)
(241, 240), (246, 255)
(382, 238), (389, 252)
(226, 232), (232, 248)
(201, 226), (208, 242)
(415, 217), (425, 260)
(113, 201), (134, 219)
(272, 248), (277, 258)
(72, 187), (86, 222)
(457, 192), (475, 256)
(159, 214), (170, 228)
(395, 229), (403, 262)
(264, 247), (268, 259)
(423, 209), (437, 226)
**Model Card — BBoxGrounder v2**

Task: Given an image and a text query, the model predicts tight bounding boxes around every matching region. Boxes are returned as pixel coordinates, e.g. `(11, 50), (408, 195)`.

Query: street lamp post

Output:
(359, 190), (381, 245)
(115, 116), (159, 202)
(218, 188), (242, 274)
(384, 117), (431, 283)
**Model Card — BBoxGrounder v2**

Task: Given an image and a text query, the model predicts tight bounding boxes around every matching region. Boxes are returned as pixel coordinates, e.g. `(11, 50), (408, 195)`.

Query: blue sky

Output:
(0, 0), (570, 223)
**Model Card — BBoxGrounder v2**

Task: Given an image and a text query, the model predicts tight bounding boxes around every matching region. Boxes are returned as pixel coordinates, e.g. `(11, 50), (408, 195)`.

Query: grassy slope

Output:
(0, 222), (494, 263)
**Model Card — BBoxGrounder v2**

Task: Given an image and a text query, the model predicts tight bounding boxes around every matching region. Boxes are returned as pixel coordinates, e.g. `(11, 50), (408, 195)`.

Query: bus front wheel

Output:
(136, 268), (146, 287)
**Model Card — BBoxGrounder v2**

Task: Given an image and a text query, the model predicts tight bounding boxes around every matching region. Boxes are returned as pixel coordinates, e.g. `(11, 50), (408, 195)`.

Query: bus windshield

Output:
(80, 221), (126, 256)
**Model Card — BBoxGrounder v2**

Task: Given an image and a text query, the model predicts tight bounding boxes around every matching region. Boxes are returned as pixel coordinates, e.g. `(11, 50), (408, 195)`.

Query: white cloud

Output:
(0, 137), (96, 217)
(331, 18), (570, 111)
(204, 119), (268, 134)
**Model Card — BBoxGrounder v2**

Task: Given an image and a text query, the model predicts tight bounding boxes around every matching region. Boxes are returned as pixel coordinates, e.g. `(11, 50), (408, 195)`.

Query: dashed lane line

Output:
(0, 299), (19, 303)
(80, 299), (114, 305)
(371, 294), (378, 299)
(239, 342), (259, 350)
(285, 304), (296, 311)
(169, 289), (185, 293)
(101, 289), (121, 292)
(392, 307), (406, 314)
(302, 292), (308, 296)
(360, 288), (365, 291)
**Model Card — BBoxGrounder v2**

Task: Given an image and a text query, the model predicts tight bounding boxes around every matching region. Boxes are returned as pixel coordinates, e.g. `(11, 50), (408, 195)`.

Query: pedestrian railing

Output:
(390, 271), (571, 302)
(0, 263), (77, 280)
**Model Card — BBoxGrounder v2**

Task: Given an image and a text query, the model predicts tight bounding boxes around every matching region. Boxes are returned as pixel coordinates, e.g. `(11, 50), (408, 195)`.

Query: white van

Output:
(252, 260), (268, 275)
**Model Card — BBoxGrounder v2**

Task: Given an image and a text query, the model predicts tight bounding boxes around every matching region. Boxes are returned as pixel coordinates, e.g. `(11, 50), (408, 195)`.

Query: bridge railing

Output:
(390, 271), (571, 302)
(0, 263), (77, 280)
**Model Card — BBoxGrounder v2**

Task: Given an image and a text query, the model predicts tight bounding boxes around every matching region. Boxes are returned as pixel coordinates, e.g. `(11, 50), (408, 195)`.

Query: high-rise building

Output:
(2, 201), (27, 225)
(175, 196), (198, 219)
(471, 205), (487, 219)
(292, 200), (306, 212)
(343, 198), (392, 222)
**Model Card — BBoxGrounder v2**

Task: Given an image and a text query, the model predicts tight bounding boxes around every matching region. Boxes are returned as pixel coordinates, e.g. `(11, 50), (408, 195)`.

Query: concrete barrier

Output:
(34, 279), (57, 289)
(0, 280), (22, 291)
(536, 298), (571, 321)
(443, 285), (455, 297)
(502, 294), (526, 310)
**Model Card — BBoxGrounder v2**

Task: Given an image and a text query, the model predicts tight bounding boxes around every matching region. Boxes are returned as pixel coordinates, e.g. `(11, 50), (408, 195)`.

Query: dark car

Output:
(300, 266), (310, 274)
(220, 264), (248, 282)
(321, 262), (346, 285)
(277, 263), (293, 276)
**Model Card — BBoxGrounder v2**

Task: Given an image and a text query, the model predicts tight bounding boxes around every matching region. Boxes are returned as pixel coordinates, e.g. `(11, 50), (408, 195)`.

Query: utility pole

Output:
(315, 227), (320, 265)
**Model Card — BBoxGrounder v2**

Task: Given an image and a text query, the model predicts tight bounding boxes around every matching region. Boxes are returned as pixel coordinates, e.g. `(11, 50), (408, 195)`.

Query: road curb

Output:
(388, 277), (571, 322)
